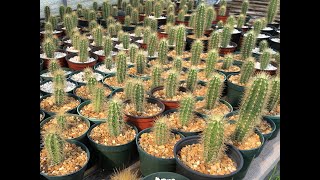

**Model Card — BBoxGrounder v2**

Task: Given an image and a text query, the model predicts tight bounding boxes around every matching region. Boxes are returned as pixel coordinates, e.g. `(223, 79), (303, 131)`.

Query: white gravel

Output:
(93, 50), (117, 56)
(40, 81), (76, 93)
(96, 64), (117, 74)
(217, 28), (241, 34)
(115, 43), (130, 50)
(234, 25), (248, 28)
(220, 44), (235, 48)
(70, 71), (104, 83)
(255, 62), (277, 70)
(68, 56), (96, 63)
(252, 47), (277, 54)
(66, 46), (91, 53)
(41, 70), (73, 78)
(40, 30), (62, 34)
(155, 177), (175, 180)
(111, 37), (119, 41)
(148, 15), (166, 19)
(243, 33), (270, 39)
(136, 39), (144, 44)
(87, 35), (93, 40)
(271, 38), (280, 43)
(130, 33), (135, 37)
(64, 39), (72, 44)
(262, 27), (273, 31)
(40, 52), (66, 59)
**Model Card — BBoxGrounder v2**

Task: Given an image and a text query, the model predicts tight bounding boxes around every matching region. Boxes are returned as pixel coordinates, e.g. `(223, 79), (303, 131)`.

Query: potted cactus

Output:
(254, 48), (278, 76)
(78, 9), (97, 27)
(266, 0), (280, 28)
(40, 132), (90, 180)
(157, 22), (174, 39)
(215, 54), (241, 77)
(110, 168), (141, 180)
(176, 9), (188, 25)
(236, 14), (249, 33)
(218, 25), (238, 55)
(122, 15), (135, 31)
(127, 50), (151, 78)
(168, 25), (192, 59)
(174, 115), (244, 180)
(41, 38), (68, 68)
(239, 30), (257, 61)
(204, 6), (216, 36)
(91, 35), (115, 63)
(90, 25), (105, 48)
(182, 40), (205, 69)
(136, 117), (184, 176)
(123, 79), (165, 130)
(135, 26), (151, 50)
(68, 68), (104, 86)
(87, 98), (139, 170)
(40, 59), (73, 81)
(115, 32), (131, 51)
(215, 5), (228, 23)
(66, 36), (98, 70)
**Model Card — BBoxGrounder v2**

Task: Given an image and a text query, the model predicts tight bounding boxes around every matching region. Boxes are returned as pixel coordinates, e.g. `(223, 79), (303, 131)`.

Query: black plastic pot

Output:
(267, 22), (280, 29)
(73, 83), (112, 102)
(174, 136), (244, 180)
(40, 79), (78, 96)
(40, 140), (90, 180)
(108, 88), (124, 99)
(77, 100), (107, 124)
(194, 98), (233, 117)
(78, 19), (89, 27)
(143, 172), (190, 180)
(40, 59), (44, 71)
(255, 117), (276, 156)
(255, 32), (272, 46)
(68, 70), (105, 86)
(136, 128), (184, 176)
(40, 93), (81, 116)
(232, 29), (243, 51)
(122, 25), (136, 32)
(87, 122), (138, 170)
(226, 74), (245, 108)
(263, 114), (280, 140)
(40, 68), (73, 81)
(269, 36), (280, 52)
(40, 109), (45, 123)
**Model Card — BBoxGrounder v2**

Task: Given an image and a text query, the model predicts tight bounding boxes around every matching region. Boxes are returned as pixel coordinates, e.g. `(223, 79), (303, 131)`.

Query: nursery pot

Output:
(41, 49), (68, 68)
(149, 86), (188, 110)
(143, 172), (189, 180)
(40, 79), (78, 96)
(174, 136), (244, 180)
(175, 20), (189, 26)
(90, 46), (105, 62)
(117, 15), (125, 24)
(40, 93), (81, 116)
(77, 100), (107, 124)
(40, 67), (73, 81)
(269, 36), (280, 52)
(232, 29), (243, 51)
(157, 29), (168, 39)
(215, 15), (228, 23)
(40, 59), (44, 71)
(267, 22), (280, 29)
(73, 83), (112, 102)
(78, 19), (89, 27)
(219, 42), (237, 55)
(255, 32), (272, 46)
(139, 14), (146, 21)
(186, 35), (209, 51)
(40, 109), (46, 123)
(123, 98), (165, 131)
(65, 53), (98, 71)
(40, 140), (90, 180)
(226, 74), (245, 108)
(263, 114), (280, 140)
(87, 122), (138, 170)
(194, 97), (233, 117)
(254, 61), (278, 76)
(94, 62), (117, 76)
(136, 128), (184, 176)
(68, 70), (105, 86)
(255, 117), (276, 156)
(122, 25), (135, 32)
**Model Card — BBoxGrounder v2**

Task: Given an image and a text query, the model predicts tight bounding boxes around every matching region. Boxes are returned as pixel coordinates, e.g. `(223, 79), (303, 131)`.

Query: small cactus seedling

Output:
(56, 111), (68, 131)
(147, 33), (157, 57)
(53, 85), (66, 106)
(107, 23), (116, 36)
(167, 12), (175, 25)
(124, 79), (134, 100)
(194, 3), (206, 38)
(92, 84), (106, 113)
(105, 56), (113, 70)
(217, 20), (224, 29)
(241, 0), (249, 16)
(112, 6), (118, 17)
(153, 117), (170, 145)
(202, 115), (225, 163)
(259, 48), (272, 70)
(53, 69), (66, 88)
(104, 36), (113, 57)
(145, 0), (153, 16)
(48, 16), (58, 30)
(178, 93), (195, 126)
(208, 31), (220, 50)
(89, 20), (98, 31)
(150, 18), (158, 32)
(259, 40), (268, 52)
(134, 26), (143, 37)
(45, 6), (51, 22)
(154, 2), (163, 18)
(204, 49), (218, 78)
(131, 8), (139, 24)
(168, 26), (176, 46)
(266, 76), (280, 112)
(102, 1), (111, 20)
(222, 54), (234, 70)
(122, 32), (130, 50)
(237, 14), (246, 29)
(48, 59), (61, 74)
(267, 0), (279, 24)
(93, 1), (98, 11)
(205, 7), (216, 30)
(234, 73), (269, 142)
(71, 32), (81, 50)
(151, 64), (162, 88)
(186, 67), (198, 92)
(132, 80), (145, 114)
(175, 25), (186, 56)
(239, 57), (255, 84)
(66, 6), (72, 14)
(79, 37), (89, 62)
(125, 4), (133, 16)
(42, 39), (56, 58)
(173, 57), (183, 72)
(136, 51), (146, 74)
(253, 18), (263, 35)
(190, 39), (204, 65)
(219, 5), (226, 16)
(165, 70), (179, 99)
(177, 10), (185, 22)
(204, 74), (223, 110)
(129, 44), (138, 63)
(220, 25), (233, 48)
(116, 51), (127, 84)
(240, 30), (256, 60)
(59, 5), (65, 20)
(92, 26), (103, 47)
(226, 15), (236, 27)
(124, 15), (131, 26)
(158, 39), (168, 64)
(106, 98), (124, 137)
(44, 132), (65, 165)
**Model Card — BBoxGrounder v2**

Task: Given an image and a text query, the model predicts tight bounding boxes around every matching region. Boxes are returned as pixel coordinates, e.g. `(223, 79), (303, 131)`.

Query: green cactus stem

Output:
(173, 57), (183, 72)
(104, 36), (113, 57)
(219, 5), (226, 16)
(53, 69), (66, 88)
(241, 0), (249, 16)
(122, 32), (130, 50)
(153, 117), (170, 145)
(220, 25), (233, 48)
(168, 26), (176, 46)
(208, 31), (220, 50)
(116, 51), (127, 84)
(66, 6), (72, 14)
(151, 64), (162, 88)
(204, 74), (223, 110)
(259, 40), (268, 52)
(186, 67), (198, 92)
(266, 76), (280, 112)
(222, 54), (234, 70)
(167, 12), (175, 24)
(102, 1), (111, 20)
(129, 44), (138, 63)
(145, 0), (153, 16)
(48, 59), (61, 74)
(239, 57), (255, 84)
(136, 51), (146, 74)
(42, 39), (56, 58)
(45, 6), (51, 22)
(158, 39), (168, 64)
(177, 10), (185, 22)
(44, 132), (65, 165)
(59, 5), (65, 20)
(92, 26), (103, 47)
(92, 84), (105, 113)
(226, 15), (236, 27)
(178, 93), (195, 126)
(194, 3), (206, 38)
(165, 70), (179, 99)
(93, 1), (98, 11)
(150, 18), (158, 32)
(131, 8), (139, 24)
(124, 79), (134, 100)
(53, 85), (65, 106)
(267, 0), (279, 24)
(48, 16), (58, 30)
(237, 14), (246, 29)
(132, 80), (145, 114)
(190, 39), (204, 66)
(259, 48), (272, 70)
(143, 27), (151, 44)
(89, 20), (98, 31)
(204, 49), (218, 78)
(45, 22), (53, 33)
(205, 7), (216, 30)
(240, 30), (257, 60)
(253, 18), (263, 35)
(79, 37), (89, 62)
(105, 56), (113, 70)
(147, 33), (157, 57)
(56, 112), (68, 131)
(154, 2), (162, 18)
(112, 6), (118, 17)
(175, 25), (186, 56)
(106, 98), (124, 137)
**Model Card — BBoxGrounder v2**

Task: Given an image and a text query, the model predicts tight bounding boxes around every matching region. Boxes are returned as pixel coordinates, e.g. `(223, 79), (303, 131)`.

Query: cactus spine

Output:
(145, 0), (153, 16)
(59, 5), (65, 20)
(134, 26), (143, 37)
(104, 36), (113, 57)
(267, 76), (280, 112)
(92, 26), (103, 47)
(205, 74), (223, 110)
(222, 54), (233, 70)
(104, 56), (113, 70)
(189, 13), (196, 28)
(102, 2), (111, 20)
(240, 30), (256, 60)
(45, 6), (50, 22)
(237, 14), (246, 29)
(107, 23), (116, 36)
(48, 16), (58, 30)
(267, 0), (279, 24)
(131, 9), (139, 24)
(88, 10), (97, 21)
(92, 84), (105, 113)
(53, 85), (65, 106)
(168, 26), (176, 46)
(218, 5), (226, 16)
(177, 10), (185, 22)
(158, 39), (168, 64)
(93, 1), (98, 11)
(194, 3), (206, 38)
(89, 20), (98, 31)
(150, 18), (158, 32)
(42, 39), (56, 58)
(202, 115), (225, 163)
(64, 14), (75, 37)
(122, 32), (130, 50)
(151, 64), (162, 88)
(124, 15), (131, 26)
(208, 31), (220, 50)
(147, 33), (157, 57)
(259, 49), (272, 70)
(205, 49), (218, 78)
(132, 80), (145, 114)
(71, 12), (78, 28)
(79, 37), (89, 62)
(71, 32), (81, 50)
(175, 25), (186, 56)
(221, 25), (233, 48)
(136, 51), (146, 74)
(125, 4), (132, 16)
(116, 51), (127, 84)
(241, 0), (249, 16)
(205, 7), (216, 30)
(165, 70), (179, 98)
(107, 98), (123, 137)
(186, 67), (198, 92)
(154, 118), (170, 145)
(253, 19), (263, 35)
(143, 27), (151, 44)
(48, 59), (61, 74)
(129, 44), (138, 63)
(154, 2), (162, 18)
(44, 133), (65, 165)
(239, 58), (255, 84)
(173, 57), (183, 72)
(167, 13), (175, 24)
(259, 40), (268, 52)
(179, 94), (195, 126)
(190, 39), (204, 65)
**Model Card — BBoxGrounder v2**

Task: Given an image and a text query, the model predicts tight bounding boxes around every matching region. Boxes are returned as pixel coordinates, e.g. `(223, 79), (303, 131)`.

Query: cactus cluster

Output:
(42, 38), (56, 58)
(219, 5), (226, 16)
(102, 1), (111, 20)
(190, 39), (204, 65)
(194, 3), (206, 38)
(45, 6), (51, 22)
(204, 49), (218, 78)
(234, 73), (270, 142)
(79, 37), (89, 62)
(168, 26), (176, 46)
(116, 51), (127, 84)
(220, 25), (233, 48)
(266, 76), (280, 112)
(240, 30), (257, 60)
(241, 0), (249, 16)
(122, 32), (130, 50)
(136, 51), (146, 74)
(107, 98), (124, 137)
(208, 31), (220, 50)
(92, 26), (103, 47)
(132, 80), (145, 114)
(239, 58), (255, 84)
(204, 74), (223, 110)
(178, 94), (195, 126)
(151, 64), (162, 88)
(267, 0), (279, 24)
(177, 10), (185, 22)
(44, 132), (65, 165)
(129, 44), (138, 63)
(92, 84), (105, 113)
(259, 48), (272, 70)
(158, 39), (168, 64)
(237, 14), (246, 29)
(175, 25), (186, 56)
(222, 54), (233, 70)
(173, 57), (183, 72)
(165, 70), (179, 99)
(259, 40), (268, 52)
(154, 117), (170, 145)
(205, 7), (216, 30)
(186, 67), (198, 92)
(154, 2), (163, 18)
(131, 8), (139, 24)
(147, 33), (157, 57)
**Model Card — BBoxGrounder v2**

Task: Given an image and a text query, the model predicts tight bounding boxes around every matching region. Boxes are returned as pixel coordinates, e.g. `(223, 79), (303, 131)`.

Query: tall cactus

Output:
(175, 25), (186, 56)
(150, 18), (158, 32)
(44, 133), (65, 165)
(154, 118), (170, 145)
(237, 14), (246, 29)
(165, 70), (179, 98)
(167, 12), (175, 25)
(106, 98), (124, 137)
(93, 1), (98, 11)
(259, 40), (268, 52)
(208, 31), (220, 50)
(154, 2), (162, 18)
(83, 67), (94, 82)
(71, 12), (78, 28)
(167, 4), (175, 15)
(226, 15), (236, 27)
(145, 0), (153, 16)
(205, 49), (218, 78)
(221, 25), (233, 48)
(267, 0), (279, 24)
(188, 13), (196, 29)
(266, 76), (280, 112)
(131, 8), (139, 24)
(83, 9), (89, 20)
(168, 26), (176, 46)
(124, 15), (131, 26)
(122, 33), (130, 50)
(147, 33), (157, 57)
(48, 16), (58, 30)
(42, 39), (56, 58)
(188, 0), (194, 11)
(56, 111), (68, 131)
(59, 5), (65, 20)
(177, 10), (185, 22)
(218, 5), (226, 16)
(234, 73), (269, 142)
(205, 74), (223, 110)
(151, 64), (162, 88)
(116, 51), (127, 84)
(45, 6), (51, 22)
(194, 3), (206, 38)
(205, 7), (216, 30)
(190, 39), (204, 65)
(143, 27), (151, 44)
(92, 26), (103, 47)
(186, 67), (198, 92)
(240, 30), (256, 60)
(241, 0), (249, 16)
(173, 57), (183, 72)
(53, 85), (65, 106)
(124, 79), (134, 100)
(179, 94), (195, 126)
(158, 39), (168, 64)
(92, 84), (105, 113)
(144, 17), (151, 28)
(102, 1), (111, 20)
(139, 3), (145, 14)
(72, 32), (81, 50)
(132, 80), (145, 114)
(222, 54), (233, 70)
(107, 23), (116, 36)
(52, 69), (66, 88)
(129, 44), (138, 63)
(253, 19), (263, 35)
(63, 14), (74, 37)
(104, 36), (113, 57)
(125, 5), (133, 16)
(259, 49), (272, 70)
(89, 20), (98, 31)
(79, 37), (89, 62)
(105, 56), (113, 70)
(136, 51), (146, 74)
(48, 59), (61, 74)
(202, 115), (225, 163)
(239, 57), (255, 84)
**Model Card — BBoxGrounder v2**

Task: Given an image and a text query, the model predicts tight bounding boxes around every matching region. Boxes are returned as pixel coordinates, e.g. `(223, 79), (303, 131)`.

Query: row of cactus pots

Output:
(40, 0), (279, 179)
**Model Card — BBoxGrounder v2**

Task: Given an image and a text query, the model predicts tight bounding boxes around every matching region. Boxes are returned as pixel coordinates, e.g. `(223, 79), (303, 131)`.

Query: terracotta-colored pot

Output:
(216, 15), (228, 23)
(219, 42), (238, 55)
(123, 98), (165, 131)
(90, 46), (105, 62)
(117, 16), (125, 24)
(139, 14), (146, 21)
(204, 28), (214, 36)
(157, 30), (168, 39)
(41, 49), (68, 68)
(140, 43), (147, 50)
(149, 86), (188, 111)
(65, 53), (98, 71)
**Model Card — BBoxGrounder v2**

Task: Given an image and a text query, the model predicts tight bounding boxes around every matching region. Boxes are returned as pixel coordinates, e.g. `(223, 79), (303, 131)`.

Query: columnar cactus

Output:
(132, 80), (145, 113)
(167, 12), (175, 25)
(181, 5), (188, 16)
(237, 14), (246, 29)
(219, 5), (226, 16)
(217, 20), (224, 29)
(88, 10), (97, 21)
(106, 16), (115, 27)
(267, 0), (279, 24)
(107, 98), (124, 137)
(267, 76), (280, 112)
(164, 23), (173, 34)
(139, 3), (145, 14)
(222, 54), (233, 70)
(125, 4), (133, 16)
(53, 69), (66, 88)
(173, 57), (182, 72)
(71, 32), (81, 50)
(151, 64), (162, 88)
(116, 22), (123, 32)
(117, 0), (122, 9)
(145, 0), (153, 16)
(45, 22), (53, 33)
(154, 2), (162, 18)
(124, 15), (131, 26)
(124, 79), (134, 100)
(177, 10), (185, 22)
(208, 31), (220, 50)
(122, 33), (130, 50)
(89, 20), (98, 31)
(77, 6), (83, 17)
(105, 56), (113, 70)
(165, 70), (179, 98)
(147, 33), (157, 57)
(180, 0), (187, 8)
(83, 67), (94, 81)
(129, 44), (138, 63)
(143, 27), (151, 44)
(107, 23), (116, 36)
(66, 6), (72, 14)
(132, 0), (139, 8)
(79, 37), (89, 62)
(202, 115), (225, 163)
(112, 6), (118, 17)
(188, 13), (196, 28)
(116, 51), (127, 84)
(260, 17), (267, 29)
(92, 26), (103, 47)
(190, 39), (203, 66)
(131, 9), (139, 24)
(178, 94), (195, 126)
(150, 18), (158, 32)
(48, 59), (61, 74)
(240, 30), (256, 60)
(134, 26), (143, 37)
(158, 39), (168, 64)
(259, 49), (272, 70)
(167, 4), (175, 15)
(253, 19), (263, 35)
(221, 25), (233, 48)
(122, 1), (128, 12)
(154, 118), (170, 145)
(44, 132), (65, 165)
(42, 39), (56, 58)
(136, 51), (146, 74)
(59, 5), (65, 20)
(103, 36), (113, 57)
(102, 1), (111, 20)
(168, 26), (176, 46)
(144, 17), (151, 28)
(204, 74), (223, 110)
(194, 3), (206, 38)
(87, 77), (98, 94)
(45, 6), (50, 22)
(71, 12), (78, 28)
(56, 111), (68, 131)
(226, 15), (236, 27)
(188, 0), (194, 11)
(239, 58), (255, 84)
(83, 9), (89, 20)
(93, 1), (98, 11)
(175, 25), (186, 56)
(117, 30), (125, 43)
(92, 84), (105, 113)
(205, 49), (218, 78)
(241, 0), (249, 16)
(259, 40), (268, 52)
(186, 67), (198, 92)
(234, 73), (269, 142)
(63, 14), (74, 37)
(53, 86), (65, 106)
(205, 7), (216, 30)
(48, 16), (58, 30)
